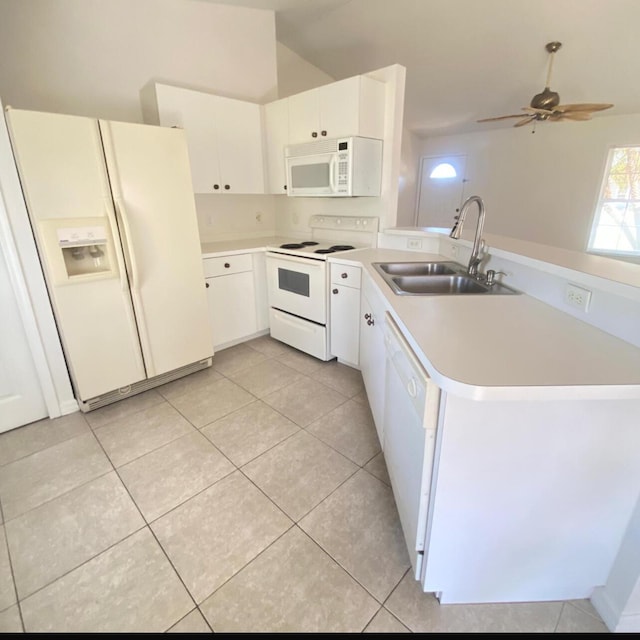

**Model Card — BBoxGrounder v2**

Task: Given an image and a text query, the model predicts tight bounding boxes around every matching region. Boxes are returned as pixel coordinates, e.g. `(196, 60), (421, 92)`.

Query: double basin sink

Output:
(373, 261), (519, 296)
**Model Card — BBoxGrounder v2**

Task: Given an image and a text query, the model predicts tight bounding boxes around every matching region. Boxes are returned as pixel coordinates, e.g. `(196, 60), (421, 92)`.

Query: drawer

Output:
(330, 263), (361, 288)
(203, 253), (253, 277)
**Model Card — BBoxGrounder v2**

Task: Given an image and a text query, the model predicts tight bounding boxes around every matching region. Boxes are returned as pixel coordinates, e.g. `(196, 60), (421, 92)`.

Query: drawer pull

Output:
(364, 313), (371, 320)
(332, 288), (339, 294)
(224, 262), (230, 268)
(341, 272), (348, 279)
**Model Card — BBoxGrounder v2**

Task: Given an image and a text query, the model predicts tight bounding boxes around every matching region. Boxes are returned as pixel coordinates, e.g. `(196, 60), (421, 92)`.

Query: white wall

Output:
(0, 0), (278, 122)
(414, 114), (640, 252)
(276, 42), (335, 99)
(0, 0), (280, 241)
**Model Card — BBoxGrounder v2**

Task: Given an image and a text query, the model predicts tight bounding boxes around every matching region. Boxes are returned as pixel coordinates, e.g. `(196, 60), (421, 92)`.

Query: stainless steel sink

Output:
(373, 262), (519, 296)
(375, 261), (463, 276)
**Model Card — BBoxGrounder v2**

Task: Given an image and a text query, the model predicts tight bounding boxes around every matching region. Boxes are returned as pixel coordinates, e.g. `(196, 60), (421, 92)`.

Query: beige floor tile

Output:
(385, 573), (563, 633)
(20, 528), (193, 633)
(364, 607), (410, 633)
(352, 391), (368, 405)
(555, 603), (609, 632)
(167, 609), (212, 633)
(152, 471), (291, 603)
(227, 358), (303, 398)
(5, 472), (144, 599)
(84, 390), (165, 430)
(94, 402), (194, 468)
(165, 377), (255, 429)
(306, 400), (380, 466)
(211, 343), (269, 376)
(262, 376), (347, 427)
(568, 598), (606, 621)
(0, 433), (111, 521)
(276, 349), (326, 375)
(309, 361), (365, 398)
(0, 605), (22, 632)
(245, 335), (293, 358)
(242, 431), (357, 521)
(364, 452), (391, 486)
(0, 412), (89, 467)
(201, 401), (299, 467)
(200, 527), (379, 632)
(0, 527), (16, 611)
(156, 367), (223, 402)
(118, 432), (235, 522)
(299, 470), (409, 602)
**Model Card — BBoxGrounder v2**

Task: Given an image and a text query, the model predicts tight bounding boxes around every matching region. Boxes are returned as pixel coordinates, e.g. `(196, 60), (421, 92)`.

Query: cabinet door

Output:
(213, 96), (265, 194)
(318, 76), (361, 139)
(263, 99), (289, 194)
(288, 88), (320, 144)
(359, 291), (386, 443)
(155, 85), (221, 193)
(330, 284), (360, 366)
(206, 271), (258, 347)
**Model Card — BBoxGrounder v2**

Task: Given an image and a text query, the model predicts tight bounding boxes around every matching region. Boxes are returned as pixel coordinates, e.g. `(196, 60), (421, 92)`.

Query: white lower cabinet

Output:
(330, 263), (361, 366)
(203, 254), (258, 348)
(359, 275), (387, 443)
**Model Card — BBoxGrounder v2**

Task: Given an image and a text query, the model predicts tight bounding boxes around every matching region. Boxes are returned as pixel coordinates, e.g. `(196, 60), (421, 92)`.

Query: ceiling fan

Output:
(478, 41), (613, 128)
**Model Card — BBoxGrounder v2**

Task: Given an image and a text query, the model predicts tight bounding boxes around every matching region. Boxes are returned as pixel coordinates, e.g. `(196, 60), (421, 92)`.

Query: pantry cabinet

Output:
(329, 263), (361, 366)
(149, 84), (265, 194)
(287, 75), (386, 145)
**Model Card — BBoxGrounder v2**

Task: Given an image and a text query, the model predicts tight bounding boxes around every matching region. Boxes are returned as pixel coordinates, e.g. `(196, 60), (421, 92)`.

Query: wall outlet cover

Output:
(565, 283), (591, 312)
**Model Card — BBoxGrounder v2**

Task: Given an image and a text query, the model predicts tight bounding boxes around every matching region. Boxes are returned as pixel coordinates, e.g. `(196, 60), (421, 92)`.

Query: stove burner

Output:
(314, 248), (334, 254)
(301, 241), (319, 246)
(329, 245), (355, 251)
(280, 243), (304, 249)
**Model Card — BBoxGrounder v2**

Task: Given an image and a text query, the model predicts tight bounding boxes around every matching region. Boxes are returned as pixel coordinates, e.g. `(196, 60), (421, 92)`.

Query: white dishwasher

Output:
(383, 312), (440, 579)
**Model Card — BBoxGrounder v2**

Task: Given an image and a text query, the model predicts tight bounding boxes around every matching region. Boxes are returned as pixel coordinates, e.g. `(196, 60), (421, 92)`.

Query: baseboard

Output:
(214, 329), (270, 352)
(591, 586), (620, 632)
(59, 398), (80, 415)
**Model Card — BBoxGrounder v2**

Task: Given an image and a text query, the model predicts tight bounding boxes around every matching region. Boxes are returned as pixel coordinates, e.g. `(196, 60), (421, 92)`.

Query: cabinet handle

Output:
(332, 288), (339, 294)
(284, 185), (287, 191)
(364, 313), (371, 320)
(341, 272), (348, 279)
(205, 282), (210, 288)
(224, 262), (230, 268)
(213, 184), (220, 190)
(311, 131), (318, 138)
(367, 318), (375, 326)
(321, 130), (327, 137)
(224, 184), (230, 190)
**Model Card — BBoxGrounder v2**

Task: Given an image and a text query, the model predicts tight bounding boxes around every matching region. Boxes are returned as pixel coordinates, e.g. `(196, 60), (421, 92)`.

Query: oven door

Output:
(266, 253), (327, 324)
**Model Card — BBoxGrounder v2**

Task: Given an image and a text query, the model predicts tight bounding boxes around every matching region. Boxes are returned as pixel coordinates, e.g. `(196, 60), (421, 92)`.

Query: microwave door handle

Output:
(329, 155), (337, 193)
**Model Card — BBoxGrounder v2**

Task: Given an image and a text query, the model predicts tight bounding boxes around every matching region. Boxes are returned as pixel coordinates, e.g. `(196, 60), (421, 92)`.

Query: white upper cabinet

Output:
(287, 75), (386, 145)
(263, 98), (289, 195)
(150, 84), (265, 194)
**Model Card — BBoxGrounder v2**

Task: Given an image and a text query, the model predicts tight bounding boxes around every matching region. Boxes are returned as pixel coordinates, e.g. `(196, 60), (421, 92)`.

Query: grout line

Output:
(553, 602), (566, 632)
(1, 518), (25, 632)
(86, 391), (166, 432)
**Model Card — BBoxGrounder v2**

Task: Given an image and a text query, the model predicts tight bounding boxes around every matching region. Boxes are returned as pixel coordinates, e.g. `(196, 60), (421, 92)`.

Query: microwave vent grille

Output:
(285, 138), (340, 157)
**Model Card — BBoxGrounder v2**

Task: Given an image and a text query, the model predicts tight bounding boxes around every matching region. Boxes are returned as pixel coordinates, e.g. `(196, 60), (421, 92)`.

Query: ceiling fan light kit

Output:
(478, 41), (613, 129)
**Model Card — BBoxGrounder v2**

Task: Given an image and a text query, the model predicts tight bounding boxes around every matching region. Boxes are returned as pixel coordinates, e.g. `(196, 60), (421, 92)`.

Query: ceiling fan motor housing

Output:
(531, 87), (560, 111)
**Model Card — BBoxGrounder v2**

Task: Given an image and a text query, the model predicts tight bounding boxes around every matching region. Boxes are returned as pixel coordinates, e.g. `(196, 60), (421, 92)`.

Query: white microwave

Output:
(284, 136), (383, 197)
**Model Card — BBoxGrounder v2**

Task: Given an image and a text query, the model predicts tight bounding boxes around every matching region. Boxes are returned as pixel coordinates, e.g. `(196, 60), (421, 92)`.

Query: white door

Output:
(415, 155), (467, 228)
(99, 120), (214, 378)
(0, 238), (47, 433)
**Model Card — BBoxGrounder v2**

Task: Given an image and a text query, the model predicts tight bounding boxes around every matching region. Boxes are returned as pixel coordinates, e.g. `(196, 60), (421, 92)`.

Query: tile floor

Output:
(0, 336), (609, 632)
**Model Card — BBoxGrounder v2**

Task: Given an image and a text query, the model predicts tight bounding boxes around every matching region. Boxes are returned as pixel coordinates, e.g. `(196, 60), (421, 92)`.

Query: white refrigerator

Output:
(6, 108), (213, 411)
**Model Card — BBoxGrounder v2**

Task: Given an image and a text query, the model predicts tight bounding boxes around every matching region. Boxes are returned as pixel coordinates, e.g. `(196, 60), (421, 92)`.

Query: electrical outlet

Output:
(407, 238), (422, 250)
(565, 284), (591, 312)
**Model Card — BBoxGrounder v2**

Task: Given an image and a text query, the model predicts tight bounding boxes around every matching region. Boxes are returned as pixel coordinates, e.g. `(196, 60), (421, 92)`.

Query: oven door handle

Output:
(266, 252), (325, 269)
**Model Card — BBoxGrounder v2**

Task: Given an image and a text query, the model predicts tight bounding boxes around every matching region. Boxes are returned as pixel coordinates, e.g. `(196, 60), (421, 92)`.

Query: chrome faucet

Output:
(449, 195), (486, 276)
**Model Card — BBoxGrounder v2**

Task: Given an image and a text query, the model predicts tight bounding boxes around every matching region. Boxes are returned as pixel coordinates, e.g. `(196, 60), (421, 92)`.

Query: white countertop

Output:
(330, 248), (640, 401)
(200, 237), (640, 400)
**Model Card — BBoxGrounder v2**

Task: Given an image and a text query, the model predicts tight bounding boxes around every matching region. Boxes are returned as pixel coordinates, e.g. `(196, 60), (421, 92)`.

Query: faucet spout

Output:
(449, 195), (486, 276)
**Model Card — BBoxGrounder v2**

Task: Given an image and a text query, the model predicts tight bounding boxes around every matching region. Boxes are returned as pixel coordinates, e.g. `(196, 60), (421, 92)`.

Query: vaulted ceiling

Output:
(211, 0), (640, 138)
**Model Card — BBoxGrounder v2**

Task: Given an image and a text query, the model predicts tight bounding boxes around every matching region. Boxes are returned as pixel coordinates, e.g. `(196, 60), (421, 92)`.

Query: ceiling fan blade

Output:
(554, 103), (614, 113)
(523, 106), (553, 115)
(514, 116), (536, 127)
(477, 114), (527, 122)
(550, 111), (593, 121)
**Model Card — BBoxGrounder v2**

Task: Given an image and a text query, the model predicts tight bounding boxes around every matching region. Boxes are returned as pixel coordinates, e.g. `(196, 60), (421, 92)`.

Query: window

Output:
(429, 162), (457, 179)
(588, 146), (640, 257)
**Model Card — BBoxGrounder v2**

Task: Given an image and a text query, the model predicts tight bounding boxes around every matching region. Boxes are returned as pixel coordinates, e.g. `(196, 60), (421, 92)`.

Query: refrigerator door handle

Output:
(114, 198), (156, 377)
(104, 200), (130, 296)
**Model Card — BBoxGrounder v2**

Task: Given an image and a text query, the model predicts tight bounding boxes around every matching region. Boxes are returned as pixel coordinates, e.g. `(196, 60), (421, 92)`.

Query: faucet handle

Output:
(485, 269), (507, 286)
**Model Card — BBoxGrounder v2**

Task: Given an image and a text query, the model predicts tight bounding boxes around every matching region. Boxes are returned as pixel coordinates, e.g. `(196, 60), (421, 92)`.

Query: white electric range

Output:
(265, 215), (378, 360)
